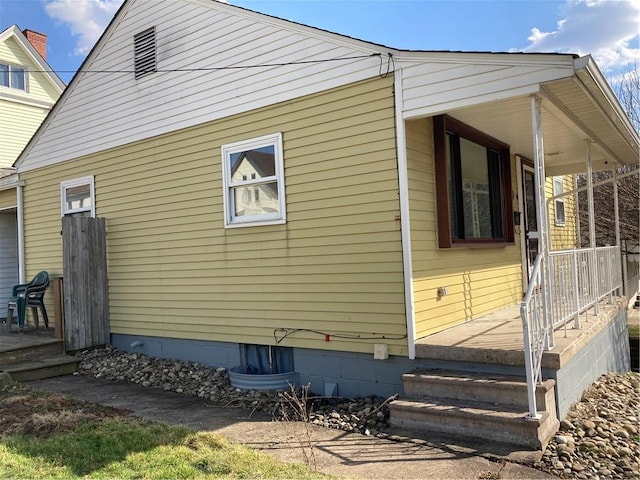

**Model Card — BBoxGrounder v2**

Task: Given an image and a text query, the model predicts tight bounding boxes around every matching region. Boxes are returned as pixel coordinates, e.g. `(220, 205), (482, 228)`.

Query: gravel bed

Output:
(534, 372), (640, 479)
(77, 346), (639, 478)
(76, 346), (391, 436)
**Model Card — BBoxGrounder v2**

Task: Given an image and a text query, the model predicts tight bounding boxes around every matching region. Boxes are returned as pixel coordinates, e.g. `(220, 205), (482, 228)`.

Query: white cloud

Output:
(524, 0), (640, 70)
(44, 0), (124, 55)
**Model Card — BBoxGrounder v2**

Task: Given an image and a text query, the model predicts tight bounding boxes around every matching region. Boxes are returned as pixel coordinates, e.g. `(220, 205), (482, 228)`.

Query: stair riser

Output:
(0, 342), (64, 366)
(403, 377), (552, 410)
(7, 361), (78, 382)
(389, 404), (558, 449)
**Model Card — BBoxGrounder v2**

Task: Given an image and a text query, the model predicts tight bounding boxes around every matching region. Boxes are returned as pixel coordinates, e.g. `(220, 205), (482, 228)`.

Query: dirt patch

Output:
(0, 383), (130, 438)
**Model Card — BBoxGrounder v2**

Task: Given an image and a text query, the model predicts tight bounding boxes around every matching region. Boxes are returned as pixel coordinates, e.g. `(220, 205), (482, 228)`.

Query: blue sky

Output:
(0, 0), (638, 85)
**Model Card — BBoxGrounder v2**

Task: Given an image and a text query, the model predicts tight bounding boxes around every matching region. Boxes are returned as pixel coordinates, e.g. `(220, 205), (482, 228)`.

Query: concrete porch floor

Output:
(415, 297), (628, 370)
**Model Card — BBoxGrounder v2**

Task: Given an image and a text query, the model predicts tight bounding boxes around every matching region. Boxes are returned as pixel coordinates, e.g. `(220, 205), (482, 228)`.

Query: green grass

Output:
(0, 386), (330, 479)
(628, 324), (639, 337)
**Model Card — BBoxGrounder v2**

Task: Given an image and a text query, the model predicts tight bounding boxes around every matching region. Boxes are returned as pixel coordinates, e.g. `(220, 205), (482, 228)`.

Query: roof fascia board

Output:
(14, 0), (132, 170)
(394, 50), (577, 68)
(573, 55), (640, 147)
(0, 25), (65, 91)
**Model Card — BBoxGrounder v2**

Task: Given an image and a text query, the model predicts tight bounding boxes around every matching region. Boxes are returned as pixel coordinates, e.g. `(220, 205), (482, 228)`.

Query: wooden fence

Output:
(62, 216), (109, 351)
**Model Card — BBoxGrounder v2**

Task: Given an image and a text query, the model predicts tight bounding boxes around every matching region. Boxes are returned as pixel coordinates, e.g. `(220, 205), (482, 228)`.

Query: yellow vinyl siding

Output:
(22, 76), (408, 355)
(406, 117), (523, 339)
(548, 175), (578, 250)
(0, 188), (16, 209)
(0, 101), (48, 167)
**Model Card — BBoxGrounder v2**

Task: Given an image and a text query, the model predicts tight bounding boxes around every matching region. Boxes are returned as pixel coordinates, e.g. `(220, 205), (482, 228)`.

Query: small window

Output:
(0, 63), (26, 90)
(61, 176), (95, 217)
(134, 27), (156, 79)
(434, 115), (514, 247)
(221, 133), (286, 227)
(553, 176), (566, 226)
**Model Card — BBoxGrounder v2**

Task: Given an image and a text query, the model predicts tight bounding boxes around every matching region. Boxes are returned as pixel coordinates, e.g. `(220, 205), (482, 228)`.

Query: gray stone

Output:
(0, 371), (11, 386)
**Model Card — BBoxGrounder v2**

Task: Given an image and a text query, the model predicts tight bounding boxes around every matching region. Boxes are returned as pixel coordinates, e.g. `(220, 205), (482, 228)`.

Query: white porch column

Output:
(613, 168), (620, 248)
(17, 182), (25, 283)
(530, 95), (553, 349)
(393, 66), (417, 360)
(585, 140), (599, 314)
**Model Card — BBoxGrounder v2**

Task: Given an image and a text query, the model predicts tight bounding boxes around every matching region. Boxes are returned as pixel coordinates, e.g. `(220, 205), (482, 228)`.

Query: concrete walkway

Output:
(27, 375), (558, 480)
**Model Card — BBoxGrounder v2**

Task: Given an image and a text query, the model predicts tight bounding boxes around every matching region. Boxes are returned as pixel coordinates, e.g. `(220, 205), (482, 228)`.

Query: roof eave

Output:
(573, 55), (640, 151)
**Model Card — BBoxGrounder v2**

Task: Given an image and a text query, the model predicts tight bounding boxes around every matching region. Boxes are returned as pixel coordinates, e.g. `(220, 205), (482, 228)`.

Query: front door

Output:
(521, 162), (539, 280)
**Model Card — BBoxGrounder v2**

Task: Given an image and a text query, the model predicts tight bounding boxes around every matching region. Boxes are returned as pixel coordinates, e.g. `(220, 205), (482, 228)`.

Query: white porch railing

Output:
(520, 245), (622, 418)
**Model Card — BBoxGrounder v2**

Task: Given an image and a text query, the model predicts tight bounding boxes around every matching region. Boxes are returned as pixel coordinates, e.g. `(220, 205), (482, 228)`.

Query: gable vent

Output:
(133, 26), (156, 79)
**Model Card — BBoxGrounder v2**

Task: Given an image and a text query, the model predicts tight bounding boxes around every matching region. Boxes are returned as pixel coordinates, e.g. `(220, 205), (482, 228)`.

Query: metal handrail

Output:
(520, 254), (546, 419)
(521, 245), (623, 419)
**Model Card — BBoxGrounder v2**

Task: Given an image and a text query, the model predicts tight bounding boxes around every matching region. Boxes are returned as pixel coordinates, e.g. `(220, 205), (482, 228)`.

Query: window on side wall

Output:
(221, 133), (286, 227)
(0, 63), (26, 90)
(553, 176), (566, 226)
(61, 176), (95, 217)
(434, 115), (514, 248)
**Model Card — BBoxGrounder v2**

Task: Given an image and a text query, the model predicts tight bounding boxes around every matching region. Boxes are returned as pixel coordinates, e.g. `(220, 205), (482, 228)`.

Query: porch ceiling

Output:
(441, 74), (639, 177)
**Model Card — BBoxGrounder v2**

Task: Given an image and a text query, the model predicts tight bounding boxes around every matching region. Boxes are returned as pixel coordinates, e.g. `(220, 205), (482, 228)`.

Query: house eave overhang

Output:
(0, 170), (20, 191)
(539, 55), (639, 169)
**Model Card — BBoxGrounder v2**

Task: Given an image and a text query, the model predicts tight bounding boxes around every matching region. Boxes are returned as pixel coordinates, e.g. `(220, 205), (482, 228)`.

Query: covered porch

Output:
(391, 52), (638, 447)
(408, 54), (638, 417)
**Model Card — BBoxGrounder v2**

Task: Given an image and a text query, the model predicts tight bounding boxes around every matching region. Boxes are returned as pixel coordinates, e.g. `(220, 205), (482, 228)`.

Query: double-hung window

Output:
(0, 63), (26, 90)
(61, 176), (95, 217)
(221, 133), (286, 227)
(434, 115), (513, 248)
(553, 176), (566, 226)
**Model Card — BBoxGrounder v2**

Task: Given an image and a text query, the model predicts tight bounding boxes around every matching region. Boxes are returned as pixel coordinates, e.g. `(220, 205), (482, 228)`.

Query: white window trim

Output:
(553, 176), (565, 226)
(221, 132), (286, 228)
(60, 175), (95, 217)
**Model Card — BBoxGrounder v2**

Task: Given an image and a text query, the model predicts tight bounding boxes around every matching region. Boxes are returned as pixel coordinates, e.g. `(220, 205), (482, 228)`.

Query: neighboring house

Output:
(13, 0), (640, 448)
(0, 25), (64, 307)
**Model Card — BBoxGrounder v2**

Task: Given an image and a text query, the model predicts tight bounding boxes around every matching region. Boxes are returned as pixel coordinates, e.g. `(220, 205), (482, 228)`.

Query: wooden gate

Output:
(62, 216), (109, 351)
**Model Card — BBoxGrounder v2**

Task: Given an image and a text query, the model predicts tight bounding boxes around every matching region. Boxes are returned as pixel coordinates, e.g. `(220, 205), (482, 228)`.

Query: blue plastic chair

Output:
(6, 271), (50, 333)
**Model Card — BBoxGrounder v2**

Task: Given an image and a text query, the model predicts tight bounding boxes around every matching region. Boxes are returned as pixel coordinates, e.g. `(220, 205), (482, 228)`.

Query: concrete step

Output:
(0, 339), (64, 366)
(390, 369), (560, 449)
(402, 370), (556, 410)
(2, 354), (79, 382)
(389, 397), (559, 449)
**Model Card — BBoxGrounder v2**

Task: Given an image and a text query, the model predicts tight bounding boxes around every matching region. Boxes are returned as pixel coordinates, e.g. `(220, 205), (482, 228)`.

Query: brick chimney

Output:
(22, 29), (47, 60)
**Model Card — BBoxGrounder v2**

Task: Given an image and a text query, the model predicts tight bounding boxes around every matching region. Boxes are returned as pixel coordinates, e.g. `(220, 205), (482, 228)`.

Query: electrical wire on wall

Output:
(378, 52), (394, 78)
(23, 52), (388, 76)
(273, 328), (407, 346)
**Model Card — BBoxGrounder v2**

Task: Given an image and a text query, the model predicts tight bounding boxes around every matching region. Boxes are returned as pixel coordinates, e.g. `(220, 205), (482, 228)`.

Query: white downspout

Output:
(394, 67), (416, 360)
(17, 182), (25, 283)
